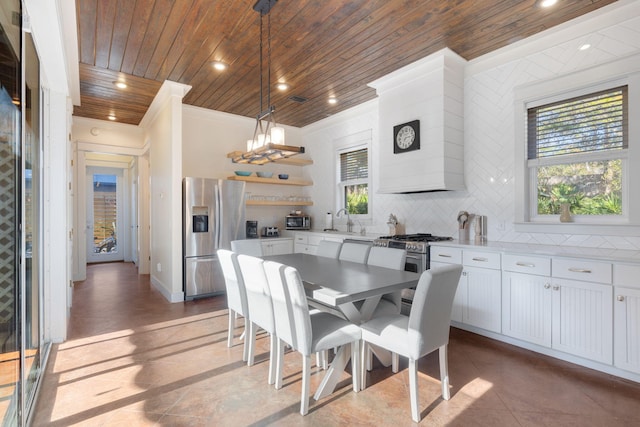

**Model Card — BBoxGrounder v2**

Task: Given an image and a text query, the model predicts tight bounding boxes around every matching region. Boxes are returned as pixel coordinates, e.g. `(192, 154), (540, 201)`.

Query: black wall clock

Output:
(393, 120), (420, 154)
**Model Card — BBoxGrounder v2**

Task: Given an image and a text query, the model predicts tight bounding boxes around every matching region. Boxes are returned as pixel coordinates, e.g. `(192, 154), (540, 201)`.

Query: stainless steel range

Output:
(374, 233), (453, 312)
(373, 233), (453, 273)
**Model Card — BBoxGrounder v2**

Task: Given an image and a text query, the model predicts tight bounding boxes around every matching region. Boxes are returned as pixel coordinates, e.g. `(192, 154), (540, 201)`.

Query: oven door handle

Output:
(405, 254), (422, 261)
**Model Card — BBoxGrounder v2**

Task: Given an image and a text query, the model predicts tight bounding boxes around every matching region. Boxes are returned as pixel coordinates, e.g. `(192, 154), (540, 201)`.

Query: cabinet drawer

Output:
(613, 263), (640, 289)
(430, 246), (462, 264)
(463, 250), (501, 270)
(294, 233), (309, 244)
(553, 258), (612, 284)
(503, 254), (551, 276)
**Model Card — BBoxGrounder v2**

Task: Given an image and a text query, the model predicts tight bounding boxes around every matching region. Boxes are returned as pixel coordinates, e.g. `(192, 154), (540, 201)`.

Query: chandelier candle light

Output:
(229, 0), (305, 165)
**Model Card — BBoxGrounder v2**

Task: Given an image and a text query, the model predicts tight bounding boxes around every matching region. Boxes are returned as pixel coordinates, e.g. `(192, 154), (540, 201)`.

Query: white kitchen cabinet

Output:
(613, 264), (640, 375)
(294, 232), (344, 254)
(431, 246), (501, 332)
(464, 265), (502, 333)
(261, 238), (293, 256)
(430, 246), (463, 322)
(550, 258), (613, 364)
(502, 254), (552, 347)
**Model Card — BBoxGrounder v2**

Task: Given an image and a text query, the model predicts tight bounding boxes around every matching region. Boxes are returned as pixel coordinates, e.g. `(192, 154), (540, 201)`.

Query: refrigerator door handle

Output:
(215, 183), (222, 249)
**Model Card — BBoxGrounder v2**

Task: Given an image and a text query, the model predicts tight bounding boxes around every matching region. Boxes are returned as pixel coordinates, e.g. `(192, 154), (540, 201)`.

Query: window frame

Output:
(526, 86), (629, 224)
(334, 130), (372, 220)
(513, 60), (640, 235)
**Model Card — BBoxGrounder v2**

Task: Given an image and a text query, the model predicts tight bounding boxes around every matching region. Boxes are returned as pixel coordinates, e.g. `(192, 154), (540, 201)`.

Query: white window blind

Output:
(527, 86), (628, 160)
(340, 148), (368, 181)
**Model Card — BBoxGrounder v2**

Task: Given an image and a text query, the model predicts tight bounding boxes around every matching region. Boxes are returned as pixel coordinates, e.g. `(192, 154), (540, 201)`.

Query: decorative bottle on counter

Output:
(559, 203), (572, 222)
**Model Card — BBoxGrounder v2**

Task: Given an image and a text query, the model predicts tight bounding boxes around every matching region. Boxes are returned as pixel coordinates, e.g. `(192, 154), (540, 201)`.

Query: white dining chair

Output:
(338, 242), (371, 263)
(263, 260), (361, 415)
(237, 254), (277, 385)
(218, 249), (250, 361)
(363, 246), (407, 371)
(366, 246), (407, 316)
(359, 264), (463, 423)
(231, 239), (263, 257)
(316, 240), (342, 258)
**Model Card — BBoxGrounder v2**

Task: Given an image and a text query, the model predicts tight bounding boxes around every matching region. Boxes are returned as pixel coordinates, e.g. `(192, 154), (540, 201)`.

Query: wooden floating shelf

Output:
(246, 200), (313, 207)
(227, 175), (313, 186)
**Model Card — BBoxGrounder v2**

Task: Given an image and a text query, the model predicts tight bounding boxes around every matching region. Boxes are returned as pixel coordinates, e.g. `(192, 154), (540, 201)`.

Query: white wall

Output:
(302, 1), (640, 250)
(143, 81), (190, 302)
(182, 105), (308, 231)
(26, 0), (75, 343)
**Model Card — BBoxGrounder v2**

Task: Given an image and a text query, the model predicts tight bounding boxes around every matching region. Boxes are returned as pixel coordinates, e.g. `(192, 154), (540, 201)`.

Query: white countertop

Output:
(431, 239), (640, 264)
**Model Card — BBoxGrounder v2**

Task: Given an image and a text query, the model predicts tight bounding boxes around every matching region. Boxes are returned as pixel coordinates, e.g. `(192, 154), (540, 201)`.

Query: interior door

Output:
(86, 167), (124, 263)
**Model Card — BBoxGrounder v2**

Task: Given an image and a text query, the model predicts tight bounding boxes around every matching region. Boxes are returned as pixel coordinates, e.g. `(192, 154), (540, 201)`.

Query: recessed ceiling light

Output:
(113, 81), (127, 89)
(108, 115), (116, 121)
(328, 97), (338, 105)
(579, 43), (591, 51)
(276, 82), (290, 91)
(540, 0), (557, 7)
(212, 61), (227, 71)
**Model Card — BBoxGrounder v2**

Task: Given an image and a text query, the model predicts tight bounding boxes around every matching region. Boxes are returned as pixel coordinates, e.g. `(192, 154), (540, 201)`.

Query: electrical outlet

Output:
(496, 220), (506, 232)
(156, 263), (162, 272)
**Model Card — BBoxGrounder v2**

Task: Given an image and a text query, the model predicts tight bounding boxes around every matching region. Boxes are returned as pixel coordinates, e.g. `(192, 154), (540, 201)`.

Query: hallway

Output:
(32, 262), (640, 426)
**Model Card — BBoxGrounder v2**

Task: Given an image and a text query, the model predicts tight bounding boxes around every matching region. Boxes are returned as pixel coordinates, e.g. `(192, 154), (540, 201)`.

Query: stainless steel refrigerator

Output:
(183, 177), (246, 299)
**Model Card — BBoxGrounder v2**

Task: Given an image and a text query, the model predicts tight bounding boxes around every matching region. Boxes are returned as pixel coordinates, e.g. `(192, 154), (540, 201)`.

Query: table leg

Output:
(314, 343), (351, 400)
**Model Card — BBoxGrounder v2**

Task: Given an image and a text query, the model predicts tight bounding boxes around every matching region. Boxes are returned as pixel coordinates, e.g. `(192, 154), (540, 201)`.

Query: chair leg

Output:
(268, 333), (277, 385)
(301, 354), (311, 415)
(366, 346), (373, 371)
(439, 345), (450, 400)
(351, 341), (360, 392)
(247, 322), (256, 366)
(391, 352), (399, 373)
(242, 322), (249, 362)
(227, 309), (235, 348)
(360, 341), (367, 391)
(409, 358), (420, 423)
(275, 338), (285, 389)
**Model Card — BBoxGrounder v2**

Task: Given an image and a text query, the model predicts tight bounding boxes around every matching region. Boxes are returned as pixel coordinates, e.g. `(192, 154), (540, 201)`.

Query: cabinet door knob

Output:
(553, 285), (560, 291)
(617, 295), (625, 302)
(462, 271), (467, 277)
(544, 283), (551, 289)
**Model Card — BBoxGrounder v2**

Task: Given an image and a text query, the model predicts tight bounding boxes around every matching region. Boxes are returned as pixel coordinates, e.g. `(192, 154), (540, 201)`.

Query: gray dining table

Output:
(262, 252), (421, 399)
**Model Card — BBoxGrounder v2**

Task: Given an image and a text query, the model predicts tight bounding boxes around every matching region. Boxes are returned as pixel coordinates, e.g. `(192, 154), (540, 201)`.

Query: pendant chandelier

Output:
(229, 0), (305, 165)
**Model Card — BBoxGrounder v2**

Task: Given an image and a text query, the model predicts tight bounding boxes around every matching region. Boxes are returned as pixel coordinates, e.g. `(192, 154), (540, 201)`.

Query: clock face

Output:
(396, 125), (415, 149)
(393, 120), (420, 154)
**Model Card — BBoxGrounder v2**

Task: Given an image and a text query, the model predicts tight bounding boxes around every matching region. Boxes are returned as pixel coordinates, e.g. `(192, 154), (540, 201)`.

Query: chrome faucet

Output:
(336, 208), (353, 233)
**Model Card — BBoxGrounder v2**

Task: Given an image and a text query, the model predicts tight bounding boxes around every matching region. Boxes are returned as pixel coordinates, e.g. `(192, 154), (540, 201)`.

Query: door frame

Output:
(76, 152), (133, 273)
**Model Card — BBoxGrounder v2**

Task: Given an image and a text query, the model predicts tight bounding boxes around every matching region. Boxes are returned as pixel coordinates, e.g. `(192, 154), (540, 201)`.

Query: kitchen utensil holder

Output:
(458, 227), (470, 241)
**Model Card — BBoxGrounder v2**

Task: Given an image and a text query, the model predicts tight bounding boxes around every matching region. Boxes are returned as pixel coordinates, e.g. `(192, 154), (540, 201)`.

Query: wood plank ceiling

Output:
(74, 0), (618, 127)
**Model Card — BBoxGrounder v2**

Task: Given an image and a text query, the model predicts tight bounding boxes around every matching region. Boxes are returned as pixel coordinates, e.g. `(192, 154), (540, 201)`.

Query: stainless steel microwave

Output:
(285, 215), (311, 230)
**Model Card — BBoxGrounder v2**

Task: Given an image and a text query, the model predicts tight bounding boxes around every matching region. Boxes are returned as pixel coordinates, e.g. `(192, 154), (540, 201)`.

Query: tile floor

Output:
(33, 262), (640, 426)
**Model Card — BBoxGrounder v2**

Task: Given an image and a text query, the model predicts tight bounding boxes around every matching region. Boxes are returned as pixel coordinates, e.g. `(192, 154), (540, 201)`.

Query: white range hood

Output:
(370, 48), (466, 193)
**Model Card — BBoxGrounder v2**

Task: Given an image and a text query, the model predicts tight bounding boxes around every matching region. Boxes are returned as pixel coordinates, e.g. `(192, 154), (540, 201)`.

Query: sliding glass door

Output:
(0, 2), (45, 425)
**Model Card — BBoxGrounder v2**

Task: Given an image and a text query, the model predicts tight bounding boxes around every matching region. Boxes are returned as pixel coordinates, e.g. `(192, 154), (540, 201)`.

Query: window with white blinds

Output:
(528, 86), (628, 160)
(337, 146), (369, 216)
(525, 85), (628, 219)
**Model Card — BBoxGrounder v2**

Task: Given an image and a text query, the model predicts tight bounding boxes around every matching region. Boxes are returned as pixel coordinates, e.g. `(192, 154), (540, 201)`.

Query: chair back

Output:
(316, 240), (342, 258)
(367, 246), (407, 270)
(408, 264), (463, 359)
(217, 249), (248, 317)
(265, 261), (313, 356)
(367, 246), (407, 308)
(339, 242), (371, 263)
(237, 254), (274, 333)
(231, 239), (263, 257)
(263, 261), (297, 349)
